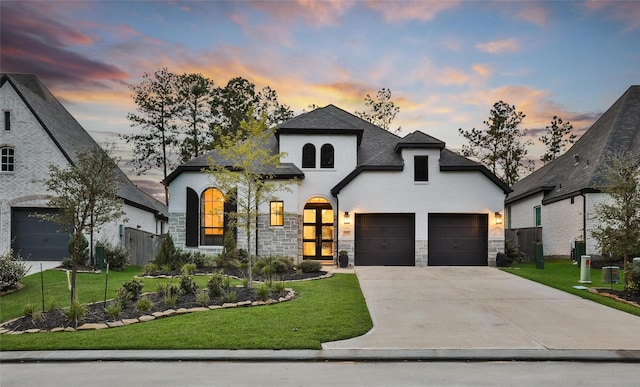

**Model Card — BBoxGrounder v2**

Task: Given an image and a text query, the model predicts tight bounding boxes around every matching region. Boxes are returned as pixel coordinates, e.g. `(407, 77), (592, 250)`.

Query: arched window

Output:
(1, 146), (15, 172)
(201, 188), (225, 245)
(320, 144), (334, 168)
(302, 143), (316, 168)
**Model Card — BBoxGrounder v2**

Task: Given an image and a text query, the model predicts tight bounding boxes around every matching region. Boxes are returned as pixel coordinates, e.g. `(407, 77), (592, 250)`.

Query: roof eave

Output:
(440, 165), (512, 194)
(331, 164), (403, 196)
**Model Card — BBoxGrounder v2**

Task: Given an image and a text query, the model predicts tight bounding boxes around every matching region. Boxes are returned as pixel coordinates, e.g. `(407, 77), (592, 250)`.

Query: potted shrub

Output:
(338, 250), (349, 268)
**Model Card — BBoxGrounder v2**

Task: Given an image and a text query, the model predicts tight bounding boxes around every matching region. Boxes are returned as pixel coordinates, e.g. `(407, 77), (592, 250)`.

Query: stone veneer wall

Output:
(415, 240), (428, 267)
(256, 213), (300, 259)
(488, 238), (504, 267)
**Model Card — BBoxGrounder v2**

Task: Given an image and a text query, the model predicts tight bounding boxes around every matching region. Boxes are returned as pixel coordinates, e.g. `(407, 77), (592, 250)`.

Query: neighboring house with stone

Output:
(165, 105), (509, 267)
(505, 85), (640, 260)
(0, 73), (168, 263)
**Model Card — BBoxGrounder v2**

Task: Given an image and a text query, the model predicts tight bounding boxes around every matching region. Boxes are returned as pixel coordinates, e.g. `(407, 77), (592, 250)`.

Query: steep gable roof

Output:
(1, 73), (167, 218)
(507, 85), (640, 205)
(165, 104), (509, 194)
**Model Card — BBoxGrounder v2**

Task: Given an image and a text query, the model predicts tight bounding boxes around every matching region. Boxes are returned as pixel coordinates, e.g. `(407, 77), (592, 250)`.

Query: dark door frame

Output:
(302, 202), (334, 261)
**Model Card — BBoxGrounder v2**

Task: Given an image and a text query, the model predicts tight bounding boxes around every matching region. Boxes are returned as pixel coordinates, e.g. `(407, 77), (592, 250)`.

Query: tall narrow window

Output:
(1, 147), (14, 172)
(4, 111), (10, 131)
(270, 201), (284, 226)
(201, 188), (225, 245)
(320, 144), (334, 168)
(302, 143), (316, 168)
(534, 206), (541, 227)
(414, 155), (428, 181)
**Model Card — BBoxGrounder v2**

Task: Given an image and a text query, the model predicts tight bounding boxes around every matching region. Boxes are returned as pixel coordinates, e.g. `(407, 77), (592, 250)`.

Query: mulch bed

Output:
(592, 288), (640, 307)
(1, 268), (329, 334)
(138, 267), (329, 282)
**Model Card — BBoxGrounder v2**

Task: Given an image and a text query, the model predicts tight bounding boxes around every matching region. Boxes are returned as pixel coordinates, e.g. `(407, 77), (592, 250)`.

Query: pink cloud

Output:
(476, 38), (520, 54)
(0, 2), (128, 87)
(585, 0), (640, 31)
(249, 0), (353, 27)
(365, 0), (460, 22)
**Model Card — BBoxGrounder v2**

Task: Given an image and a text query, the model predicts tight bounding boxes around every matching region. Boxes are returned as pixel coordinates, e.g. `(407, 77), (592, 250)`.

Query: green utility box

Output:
(574, 241), (586, 264)
(95, 245), (105, 269)
(535, 243), (544, 270)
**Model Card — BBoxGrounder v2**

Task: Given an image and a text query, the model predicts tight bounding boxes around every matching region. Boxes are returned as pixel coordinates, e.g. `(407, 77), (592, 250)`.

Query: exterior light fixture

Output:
(495, 212), (503, 225)
(344, 211), (351, 225)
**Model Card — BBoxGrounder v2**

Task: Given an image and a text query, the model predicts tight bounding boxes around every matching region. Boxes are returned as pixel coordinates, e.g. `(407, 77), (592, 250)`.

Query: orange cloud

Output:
(476, 38), (520, 54)
(249, 0), (353, 27)
(365, 0), (460, 22)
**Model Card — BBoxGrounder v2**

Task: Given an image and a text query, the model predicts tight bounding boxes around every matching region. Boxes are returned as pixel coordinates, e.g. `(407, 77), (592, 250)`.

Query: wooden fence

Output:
(124, 227), (163, 266)
(505, 227), (542, 263)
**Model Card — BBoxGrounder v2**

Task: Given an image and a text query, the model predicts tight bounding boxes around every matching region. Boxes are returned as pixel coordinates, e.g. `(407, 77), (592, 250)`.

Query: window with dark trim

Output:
(201, 188), (225, 245)
(1, 147), (14, 172)
(270, 201), (284, 226)
(302, 143), (316, 168)
(414, 155), (428, 181)
(534, 206), (541, 227)
(4, 111), (10, 131)
(320, 144), (334, 168)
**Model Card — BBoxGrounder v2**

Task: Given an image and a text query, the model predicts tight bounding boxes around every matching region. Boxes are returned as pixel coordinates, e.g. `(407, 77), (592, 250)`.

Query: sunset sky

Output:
(2, 0), (640, 200)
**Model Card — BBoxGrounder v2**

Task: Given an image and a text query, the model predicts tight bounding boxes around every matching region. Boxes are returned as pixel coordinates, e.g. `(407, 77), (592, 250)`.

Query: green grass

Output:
(0, 269), (372, 350)
(502, 259), (640, 317)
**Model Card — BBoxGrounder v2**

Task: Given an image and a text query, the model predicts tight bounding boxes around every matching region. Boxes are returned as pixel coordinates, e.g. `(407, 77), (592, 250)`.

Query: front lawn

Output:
(502, 259), (640, 317)
(0, 269), (372, 350)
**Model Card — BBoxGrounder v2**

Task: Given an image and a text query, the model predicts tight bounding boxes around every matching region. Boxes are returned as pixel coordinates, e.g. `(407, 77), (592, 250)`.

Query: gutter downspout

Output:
(580, 192), (587, 254)
(334, 194), (339, 267)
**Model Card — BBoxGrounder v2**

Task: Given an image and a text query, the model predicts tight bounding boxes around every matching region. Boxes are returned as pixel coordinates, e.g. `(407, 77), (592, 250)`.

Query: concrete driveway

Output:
(323, 266), (640, 350)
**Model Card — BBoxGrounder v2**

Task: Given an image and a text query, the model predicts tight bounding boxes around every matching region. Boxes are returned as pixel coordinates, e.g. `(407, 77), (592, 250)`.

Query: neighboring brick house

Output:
(0, 73), (167, 262)
(505, 85), (640, 260)
(165, 105), (510, 267)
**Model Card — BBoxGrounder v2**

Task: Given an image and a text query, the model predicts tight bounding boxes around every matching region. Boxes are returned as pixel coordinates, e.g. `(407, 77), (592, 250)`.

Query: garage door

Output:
(428, 214), (488, 266)
(355, 213), (415, 266)
(11, 208), (69, 261)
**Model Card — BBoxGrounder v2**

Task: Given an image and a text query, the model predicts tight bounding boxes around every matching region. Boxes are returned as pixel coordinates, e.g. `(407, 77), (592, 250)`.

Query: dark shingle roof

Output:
(165, 104), (509, 194)
(506, 85), (640, 205)
(1, 73), (168, 218)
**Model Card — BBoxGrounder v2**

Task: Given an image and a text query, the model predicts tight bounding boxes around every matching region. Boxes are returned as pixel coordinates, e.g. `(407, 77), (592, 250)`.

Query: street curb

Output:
(2, 349), (640, 363)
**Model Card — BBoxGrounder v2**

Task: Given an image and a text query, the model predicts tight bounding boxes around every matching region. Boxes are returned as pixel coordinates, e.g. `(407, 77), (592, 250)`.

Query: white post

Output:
(579, 255), (591, 284)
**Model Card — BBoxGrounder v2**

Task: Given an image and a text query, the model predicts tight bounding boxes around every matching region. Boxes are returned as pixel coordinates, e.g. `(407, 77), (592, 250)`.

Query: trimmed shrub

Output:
(0, 249), (29, 292)
(297, 260), (323, 273)
(207, 272), (224, 298)
(116, 279), (143, 306)
(101, 242), (130, 271)
(154, 234), (183, 271)
(65, 301), (87, 328)
(181, 263), (197, 276)
(627, 269), (640, 294)
(179, 273), (198, 295)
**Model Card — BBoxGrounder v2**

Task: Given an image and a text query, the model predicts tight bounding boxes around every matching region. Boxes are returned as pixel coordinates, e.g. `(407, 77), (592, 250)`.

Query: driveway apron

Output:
(322, 266), (640, 350)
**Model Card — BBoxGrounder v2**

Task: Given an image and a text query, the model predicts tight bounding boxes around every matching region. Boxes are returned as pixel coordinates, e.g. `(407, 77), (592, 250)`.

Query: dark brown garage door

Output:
(355, 213), (415, 266)
(11, 208), (69, 261)
(428, 214), (488, 266)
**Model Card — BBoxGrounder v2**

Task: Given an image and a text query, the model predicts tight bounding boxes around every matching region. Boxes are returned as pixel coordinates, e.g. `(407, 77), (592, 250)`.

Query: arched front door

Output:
(303, 197), (334, 261)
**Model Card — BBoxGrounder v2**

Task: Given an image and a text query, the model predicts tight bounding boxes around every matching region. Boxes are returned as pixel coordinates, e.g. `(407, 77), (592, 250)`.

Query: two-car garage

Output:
(354, 213), (488, 266)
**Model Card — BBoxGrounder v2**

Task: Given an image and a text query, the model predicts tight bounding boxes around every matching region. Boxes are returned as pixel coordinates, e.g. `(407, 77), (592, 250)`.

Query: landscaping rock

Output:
(138, 315), (155, 322)
(78, 323), (108, 330)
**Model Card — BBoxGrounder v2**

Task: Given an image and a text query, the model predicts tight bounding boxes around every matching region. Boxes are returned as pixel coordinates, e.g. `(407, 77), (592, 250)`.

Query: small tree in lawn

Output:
(39, 146), (126, 302)
(591, 153), (640, 291)
(206, 110), (295, 288)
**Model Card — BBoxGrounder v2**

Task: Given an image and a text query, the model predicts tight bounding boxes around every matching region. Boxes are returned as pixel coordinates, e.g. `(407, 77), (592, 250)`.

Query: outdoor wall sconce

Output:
(495, 212), (503, 225)
(344, 211), (351, 225)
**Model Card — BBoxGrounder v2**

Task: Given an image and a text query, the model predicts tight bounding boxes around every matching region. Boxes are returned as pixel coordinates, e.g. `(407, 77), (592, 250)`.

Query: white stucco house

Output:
(505, 85), (640, 260)
(0, 73), (168, 262)
(165, 105), (509, 267)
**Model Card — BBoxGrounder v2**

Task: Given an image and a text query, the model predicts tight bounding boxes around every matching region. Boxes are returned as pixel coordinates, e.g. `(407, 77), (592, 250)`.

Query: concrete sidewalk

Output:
(323, 266), (640, 350)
